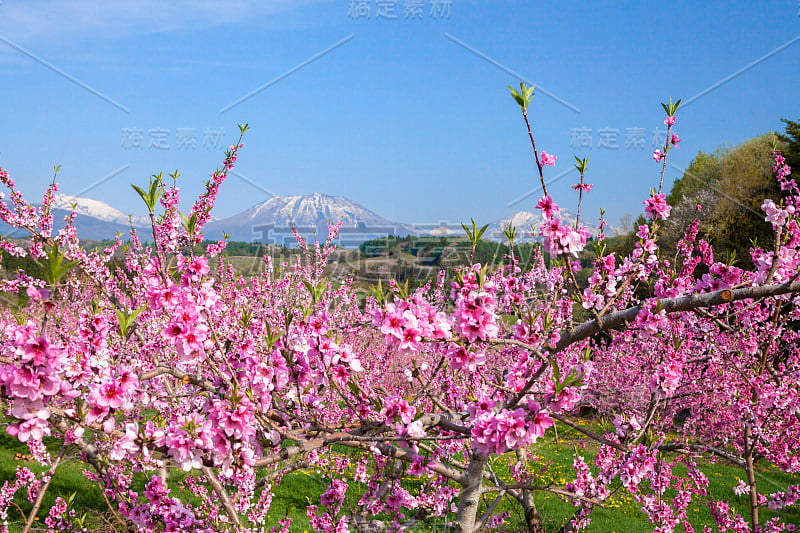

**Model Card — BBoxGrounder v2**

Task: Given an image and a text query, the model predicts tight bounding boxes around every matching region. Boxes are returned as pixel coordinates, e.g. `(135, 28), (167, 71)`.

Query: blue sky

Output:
(0, 0), (798, 231)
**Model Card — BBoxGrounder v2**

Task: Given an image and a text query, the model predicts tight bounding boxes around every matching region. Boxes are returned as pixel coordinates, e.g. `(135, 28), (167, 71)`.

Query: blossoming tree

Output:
(1, 87), (799, 533)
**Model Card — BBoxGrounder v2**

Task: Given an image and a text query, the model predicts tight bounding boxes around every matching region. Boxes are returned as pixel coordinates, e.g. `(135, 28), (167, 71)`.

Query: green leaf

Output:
(461, 222), (473, 241)
(116, 305), (144, 338)
(34, 243), (78, 284)
(185, 213), (198, 235)
(368, 279), (386, 306)
(131, 173), (164, 213)
(131, 184), (147, 200)
(394, 279), (409, 300)
(302, 280), (314, 299)
(573, 156), (589, 174)
(508, 82), (535, 111)
(550, 357), (562, 393)
(501, 223), (517, 245)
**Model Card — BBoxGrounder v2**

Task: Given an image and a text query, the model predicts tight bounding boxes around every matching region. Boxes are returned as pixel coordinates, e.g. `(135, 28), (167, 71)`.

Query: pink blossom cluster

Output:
(44, 496), (76, 532)
(454, 288), (499, 343)
(634, 300), (669, 339)
(773, 152), (795, 192)
(380, 394), (416, 426)
(121, 475), (208, 532)
(147, 255), (220, 363)
(85, 368), (140, 425)
(471, 400), (553, 455)
(768, 484), (800, 510)
(371, 292), (452, 354)
(0, 323), (69, 443)
(181, 142), (243, 245)
(535, 195), (589, 257)
(707, 500), (750, 533)
(619, 444), (657, 491)
(0, 101), (799, 533)
(541, 217), (590, 257)
(644, 193), (672, 220)
(288, 313), (364, 393)
(762, 198), (795, 228)
(540, 150), (557, 166)
(445, 343), (487, 372)
(648, 358), (683, 396)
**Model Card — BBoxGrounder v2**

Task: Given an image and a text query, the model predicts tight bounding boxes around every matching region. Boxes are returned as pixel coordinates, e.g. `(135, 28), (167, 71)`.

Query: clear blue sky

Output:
(0, 0), (798, 230)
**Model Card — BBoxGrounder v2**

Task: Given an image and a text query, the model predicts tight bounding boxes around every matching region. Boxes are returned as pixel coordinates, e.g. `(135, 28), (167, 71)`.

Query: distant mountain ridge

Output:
(205, 193), (415, 245)
(0, 194), (150, 241)
(50, 194), (150, 227)
(0, 192), (608, 245)
(486, 209), (602, 241)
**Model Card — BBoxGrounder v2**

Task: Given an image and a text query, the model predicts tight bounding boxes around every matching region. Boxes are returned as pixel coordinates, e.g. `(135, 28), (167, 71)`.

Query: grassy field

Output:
(1, 421), (799, 532)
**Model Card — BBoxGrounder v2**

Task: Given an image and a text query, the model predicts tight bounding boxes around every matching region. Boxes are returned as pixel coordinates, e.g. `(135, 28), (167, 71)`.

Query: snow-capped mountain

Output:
(0, 194), (150, 241)
(0, 192), (616, 245)
(205, 193), (414, 245)
(484, 210), (601, 242)
(50, 194), (150, 227)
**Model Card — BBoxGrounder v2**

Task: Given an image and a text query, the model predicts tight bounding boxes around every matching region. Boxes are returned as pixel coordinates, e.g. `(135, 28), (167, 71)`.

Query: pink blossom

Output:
(762, 199), (790, 227)
(664, 116), (676, 126)
(653, 149), (665, 162)
(454, 290), (499, 342)
(527, 402), (554, 439)
(644, 193), (671, 220)
(380, 395), (416, 425)
(320, 479), (348, 509)
(405, 420), (426, 439)
(541, 218), (588, 256)
(25, 286), (49, 300)
(92, 381), (125, 410)
(540, 151), (557, 166)
(733, 479), (750, 496)
(6, 401), (51, 442)
(535, 195), (559, 219)
(446, 343), (486, 372)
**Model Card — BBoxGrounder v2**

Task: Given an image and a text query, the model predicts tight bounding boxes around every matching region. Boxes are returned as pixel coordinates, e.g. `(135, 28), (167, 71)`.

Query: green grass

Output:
(473, 422), (800, 532)
(1, 423), (799, 532)
(0, 431), (111, 531)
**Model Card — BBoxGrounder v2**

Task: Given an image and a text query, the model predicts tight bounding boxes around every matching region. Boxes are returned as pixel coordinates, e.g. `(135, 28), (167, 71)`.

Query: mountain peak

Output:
(50, 194), (149, 226)
(207, 193), (411, 244)
(3, 192), (610, 245)
(485, 208), (598, 241)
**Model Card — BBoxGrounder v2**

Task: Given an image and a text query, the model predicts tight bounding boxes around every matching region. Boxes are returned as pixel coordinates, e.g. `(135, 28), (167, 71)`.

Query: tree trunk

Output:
(522, 500), (546, 533)
(744, 425), (759, 530)
(455, 452), (489, 533)
(515, 449), (546, 533)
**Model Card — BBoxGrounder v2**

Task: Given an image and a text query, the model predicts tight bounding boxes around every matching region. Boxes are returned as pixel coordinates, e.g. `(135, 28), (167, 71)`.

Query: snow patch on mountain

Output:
(51, 194), (149, 227)
(485, 210), (601, 242)
(206, 193), (414, 243)
(239, 193), (393, 226)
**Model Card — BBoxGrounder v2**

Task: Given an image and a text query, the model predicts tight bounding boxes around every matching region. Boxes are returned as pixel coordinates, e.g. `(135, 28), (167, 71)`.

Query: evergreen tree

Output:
(778, 117), (800, 171)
